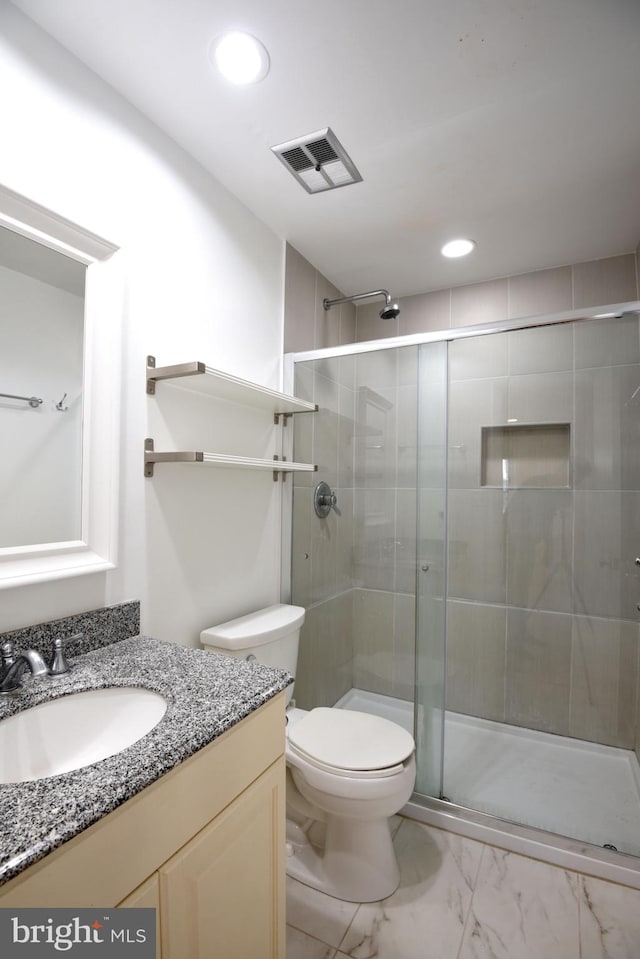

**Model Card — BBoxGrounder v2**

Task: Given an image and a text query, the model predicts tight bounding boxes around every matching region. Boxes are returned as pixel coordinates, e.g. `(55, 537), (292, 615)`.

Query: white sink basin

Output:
(0, 686), (167, 784)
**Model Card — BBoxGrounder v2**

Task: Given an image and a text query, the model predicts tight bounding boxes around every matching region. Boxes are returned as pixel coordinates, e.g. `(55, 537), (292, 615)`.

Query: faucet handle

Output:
(50, 635), (75, 676)
(1, 642), (15, 669)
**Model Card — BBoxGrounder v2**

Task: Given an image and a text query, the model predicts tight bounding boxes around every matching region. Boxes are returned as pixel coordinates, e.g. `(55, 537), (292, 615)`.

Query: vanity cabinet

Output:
(157, 760), (282, 958)
(0, 693), (286, 959)
(118, 875), (161, 952)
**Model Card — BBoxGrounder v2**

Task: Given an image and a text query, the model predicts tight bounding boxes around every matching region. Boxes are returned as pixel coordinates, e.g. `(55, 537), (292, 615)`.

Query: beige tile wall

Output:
(289, 319), (419, 705)
(290, 339), (357, 706)
(292, 360), (355, 608)
(284, 244), (638, 352)
(294, 590), (354, 709)
(351, 588), (416, 701)
(284, 243), (355, 352)
(354, 252), (639, 343)
(291, 351), (357, 708)
(294, 585), (416, 710)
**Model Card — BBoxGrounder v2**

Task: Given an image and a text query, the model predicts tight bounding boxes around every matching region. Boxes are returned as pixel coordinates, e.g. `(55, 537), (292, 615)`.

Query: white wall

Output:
(0, 263), (84, 546)
(0, 5), (286, 644)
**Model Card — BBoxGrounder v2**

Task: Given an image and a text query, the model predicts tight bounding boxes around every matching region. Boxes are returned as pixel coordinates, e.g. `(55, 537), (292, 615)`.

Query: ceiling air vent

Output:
(271, 127), (363, 194)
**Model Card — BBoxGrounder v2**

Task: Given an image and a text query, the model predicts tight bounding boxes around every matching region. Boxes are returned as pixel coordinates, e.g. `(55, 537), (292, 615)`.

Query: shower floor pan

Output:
(335, 687), (640, 858)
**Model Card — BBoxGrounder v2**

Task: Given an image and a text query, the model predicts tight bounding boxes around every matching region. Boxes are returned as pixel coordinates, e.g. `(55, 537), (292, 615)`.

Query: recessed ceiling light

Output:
(210, 31), (270, 85)
(441, 238), (476, 258)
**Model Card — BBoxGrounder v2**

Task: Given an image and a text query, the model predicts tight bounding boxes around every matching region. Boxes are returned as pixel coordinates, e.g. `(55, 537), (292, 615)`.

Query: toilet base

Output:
(286, 813), (400, 903)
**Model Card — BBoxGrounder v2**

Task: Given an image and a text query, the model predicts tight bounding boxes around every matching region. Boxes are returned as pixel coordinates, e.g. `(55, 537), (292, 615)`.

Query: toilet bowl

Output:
(200, 604), (416, 902)
(285, 706), (415, 901)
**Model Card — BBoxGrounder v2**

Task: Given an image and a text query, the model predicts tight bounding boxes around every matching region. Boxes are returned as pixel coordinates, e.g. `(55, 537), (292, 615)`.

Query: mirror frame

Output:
(0, 184), (122, 588)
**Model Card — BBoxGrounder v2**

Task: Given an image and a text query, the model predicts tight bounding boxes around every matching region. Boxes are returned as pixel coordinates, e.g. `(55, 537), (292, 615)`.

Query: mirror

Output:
(0, 225), (86, 546)
(0, 185), (122, 587)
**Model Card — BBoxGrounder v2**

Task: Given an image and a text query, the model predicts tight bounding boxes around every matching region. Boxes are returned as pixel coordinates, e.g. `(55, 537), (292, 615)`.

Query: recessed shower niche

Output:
(480, 422), (571, 488)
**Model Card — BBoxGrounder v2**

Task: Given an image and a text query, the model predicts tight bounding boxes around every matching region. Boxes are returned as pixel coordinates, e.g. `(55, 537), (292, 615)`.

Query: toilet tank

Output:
(200, 604), (305, 703)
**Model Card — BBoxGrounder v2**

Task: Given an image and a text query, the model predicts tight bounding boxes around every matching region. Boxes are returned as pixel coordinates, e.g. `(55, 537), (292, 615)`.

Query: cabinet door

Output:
(118, 874), (161, 959)
(159, 757), (285, 959)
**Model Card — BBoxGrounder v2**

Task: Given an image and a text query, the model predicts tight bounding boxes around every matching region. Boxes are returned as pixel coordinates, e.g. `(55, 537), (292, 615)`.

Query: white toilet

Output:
(201, 604), (416, 902)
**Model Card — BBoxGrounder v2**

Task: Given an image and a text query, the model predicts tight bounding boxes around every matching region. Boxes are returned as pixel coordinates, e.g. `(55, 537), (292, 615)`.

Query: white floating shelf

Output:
(144, 441), (317, 478)
(146, 356), (317, 417)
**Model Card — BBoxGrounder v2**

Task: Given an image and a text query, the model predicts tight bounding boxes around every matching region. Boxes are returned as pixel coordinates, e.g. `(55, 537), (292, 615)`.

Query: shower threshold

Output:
(335, 687), (640, 858)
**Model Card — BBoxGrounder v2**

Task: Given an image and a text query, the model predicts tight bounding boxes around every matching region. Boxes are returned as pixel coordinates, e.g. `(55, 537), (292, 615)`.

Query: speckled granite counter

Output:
(0, 636), (291, 888)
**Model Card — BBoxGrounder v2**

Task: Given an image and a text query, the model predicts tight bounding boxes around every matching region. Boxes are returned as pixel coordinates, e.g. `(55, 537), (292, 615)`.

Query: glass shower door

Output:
(436, 314), (640, 856)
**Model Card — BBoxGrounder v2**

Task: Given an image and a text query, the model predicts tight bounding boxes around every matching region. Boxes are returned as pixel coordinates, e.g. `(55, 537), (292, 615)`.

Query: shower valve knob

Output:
(314, 481), (340, 518)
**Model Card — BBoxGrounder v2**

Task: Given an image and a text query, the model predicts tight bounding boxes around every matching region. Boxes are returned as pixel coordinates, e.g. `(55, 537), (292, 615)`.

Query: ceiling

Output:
(10, 0), (640, 298)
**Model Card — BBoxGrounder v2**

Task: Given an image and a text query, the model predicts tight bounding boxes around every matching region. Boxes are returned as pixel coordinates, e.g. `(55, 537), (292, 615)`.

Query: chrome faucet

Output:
(0, 642), (50, 695)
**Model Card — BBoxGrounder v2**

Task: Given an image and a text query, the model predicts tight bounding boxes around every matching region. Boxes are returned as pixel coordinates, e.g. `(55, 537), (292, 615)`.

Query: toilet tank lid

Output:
(200, 604), (305, 650)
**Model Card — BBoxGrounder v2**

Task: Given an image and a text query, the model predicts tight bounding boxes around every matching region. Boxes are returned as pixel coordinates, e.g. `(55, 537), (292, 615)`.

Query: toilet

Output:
(200, 604), (416, 902)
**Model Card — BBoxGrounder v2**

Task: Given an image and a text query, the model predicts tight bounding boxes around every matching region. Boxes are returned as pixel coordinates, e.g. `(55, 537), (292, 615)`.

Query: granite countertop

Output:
(0, 635), (291, 888)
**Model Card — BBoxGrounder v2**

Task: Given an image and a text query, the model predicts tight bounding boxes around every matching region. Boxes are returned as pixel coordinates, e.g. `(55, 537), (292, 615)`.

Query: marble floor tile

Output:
(286, 814), (640, 959)
(338, 820), (484, 959)
(458, 847), (580, 959)
(287, 876), (359, 948)
(578, 874), (640, 959)
(286, 924), (337, 959)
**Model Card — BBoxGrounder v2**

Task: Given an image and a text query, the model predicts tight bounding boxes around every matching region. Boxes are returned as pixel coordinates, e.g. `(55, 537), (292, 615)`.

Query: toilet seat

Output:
(287, 707), (414, 778)
(287, 743), (406, 779)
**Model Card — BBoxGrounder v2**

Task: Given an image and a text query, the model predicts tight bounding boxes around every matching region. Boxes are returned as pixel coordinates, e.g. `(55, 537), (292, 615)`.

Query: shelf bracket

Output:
(144, 437), (155, 477)
(273, 455), (287, 482)
(144, 438), (205, 477)
(274, 406), (318, 425)
(146, 355), (206, 395)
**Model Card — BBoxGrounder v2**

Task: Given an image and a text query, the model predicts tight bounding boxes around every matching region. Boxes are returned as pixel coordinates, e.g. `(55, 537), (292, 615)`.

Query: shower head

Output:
(323, 289), (400, 321)
(379, 300), (400, 320)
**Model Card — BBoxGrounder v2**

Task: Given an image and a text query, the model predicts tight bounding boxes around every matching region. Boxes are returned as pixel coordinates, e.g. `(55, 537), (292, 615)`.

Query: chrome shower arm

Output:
(323, 289), (393, 311)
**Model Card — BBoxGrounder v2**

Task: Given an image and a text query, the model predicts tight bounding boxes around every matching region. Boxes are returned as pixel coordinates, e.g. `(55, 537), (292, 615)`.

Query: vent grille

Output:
(306, 138), (339, 165)
(280, 147), (314, 172)
(271, 128), (362, 194)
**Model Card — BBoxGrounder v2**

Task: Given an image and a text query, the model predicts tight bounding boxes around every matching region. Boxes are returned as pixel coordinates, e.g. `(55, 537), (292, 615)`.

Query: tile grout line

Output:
(576, 872), (587, 959)
(334, 897), (364, 956)
(454, 841), (487, 959)
(334, 817), (409, 955)
(286, 922), (340, 957)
